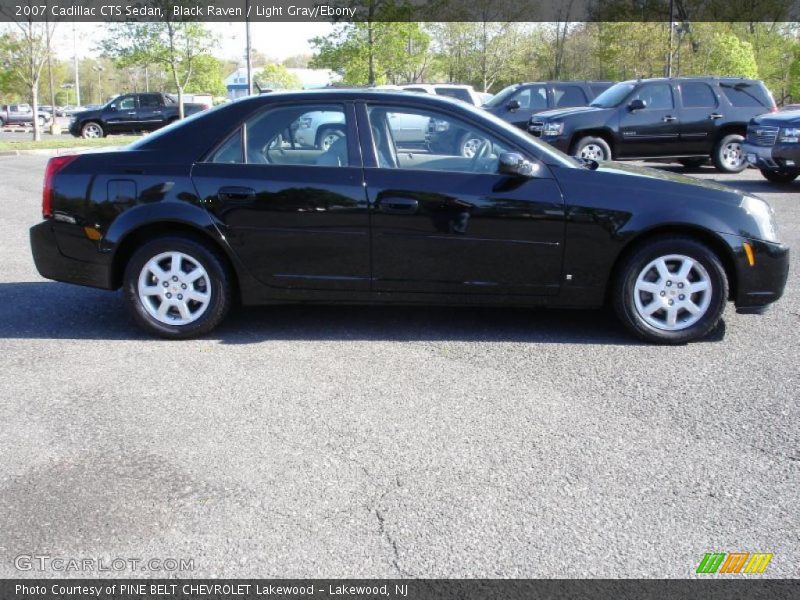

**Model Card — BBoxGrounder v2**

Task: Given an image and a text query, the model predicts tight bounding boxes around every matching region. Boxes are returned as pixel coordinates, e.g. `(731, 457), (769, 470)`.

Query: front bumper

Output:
(719, 232), (790, 311)
(743, 141), (800, 171)
(30, 221), (114, 289)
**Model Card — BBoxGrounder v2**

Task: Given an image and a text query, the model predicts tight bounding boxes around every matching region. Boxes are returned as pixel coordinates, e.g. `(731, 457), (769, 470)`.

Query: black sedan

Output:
(30, 90), (789, 343)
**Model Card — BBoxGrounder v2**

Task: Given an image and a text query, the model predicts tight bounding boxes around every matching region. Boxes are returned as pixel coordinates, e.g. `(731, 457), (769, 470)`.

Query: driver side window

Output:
(366, 105), (512, 175)
(117, 96), (136, 111)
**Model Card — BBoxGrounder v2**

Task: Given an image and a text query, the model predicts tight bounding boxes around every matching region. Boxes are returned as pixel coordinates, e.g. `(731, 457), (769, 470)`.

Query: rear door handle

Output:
(662, 115), (677, 122)
(378, 197), (419, 214)
(709, 113), (723, 120)
(218, 186), (256, 202)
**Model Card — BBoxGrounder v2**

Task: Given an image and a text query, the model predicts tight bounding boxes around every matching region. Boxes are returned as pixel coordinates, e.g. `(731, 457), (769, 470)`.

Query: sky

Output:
(49, 21), (335, 64)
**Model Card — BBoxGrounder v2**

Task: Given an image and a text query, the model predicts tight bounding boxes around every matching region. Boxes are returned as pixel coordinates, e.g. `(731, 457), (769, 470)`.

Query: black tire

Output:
(123, 235), (233, 339)
(316, 126), (344, 150)
(712, 133), (747, 173)
(573, 136), (612, 161)
(612, 236), (728, 344)
(760, 168), (799, 184)
(679, 158), (707, 169)
(81, 121), (104, 139)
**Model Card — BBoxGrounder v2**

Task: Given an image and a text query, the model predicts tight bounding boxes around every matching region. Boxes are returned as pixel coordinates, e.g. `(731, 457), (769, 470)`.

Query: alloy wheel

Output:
(579, 143), (606, 161)
(83, 123), (102, 139)
(137, 251), (211, 326)
(720, 141), (744, 170)
(633, 254), (712, 331)
(461, 137), (484, 158)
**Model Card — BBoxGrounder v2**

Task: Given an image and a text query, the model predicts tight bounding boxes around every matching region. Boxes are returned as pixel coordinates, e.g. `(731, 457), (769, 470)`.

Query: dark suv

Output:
(483, 81), (614, 129)
(743, 110), (800, 184)
(528, 77), (777, 173)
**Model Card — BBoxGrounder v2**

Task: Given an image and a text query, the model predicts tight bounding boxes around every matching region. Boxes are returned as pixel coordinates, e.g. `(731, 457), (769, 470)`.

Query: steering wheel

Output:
(470, 139), (491, 172)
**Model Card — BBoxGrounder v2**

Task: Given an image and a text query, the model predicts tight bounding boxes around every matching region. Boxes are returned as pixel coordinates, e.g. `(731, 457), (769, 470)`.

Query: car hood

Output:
(532, 106), (613, 121)
(591, 161), (740, 196)
(751, 110), (800, 127)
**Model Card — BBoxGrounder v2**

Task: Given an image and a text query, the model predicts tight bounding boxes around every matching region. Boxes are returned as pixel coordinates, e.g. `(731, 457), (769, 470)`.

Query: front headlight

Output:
(778, 127), (800, 143)
(740, 196), (779, 243)
(542, 121), (564, 137)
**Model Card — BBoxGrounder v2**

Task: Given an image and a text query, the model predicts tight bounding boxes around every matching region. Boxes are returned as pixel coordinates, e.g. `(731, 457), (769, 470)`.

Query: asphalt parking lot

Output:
(0, 153), (797, 578)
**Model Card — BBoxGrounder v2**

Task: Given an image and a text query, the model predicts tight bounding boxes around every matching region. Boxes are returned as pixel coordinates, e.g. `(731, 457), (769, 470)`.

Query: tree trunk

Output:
(368, 22), (375, 85)
(177, 86), (185, 119)
(31, 85), (41, 142)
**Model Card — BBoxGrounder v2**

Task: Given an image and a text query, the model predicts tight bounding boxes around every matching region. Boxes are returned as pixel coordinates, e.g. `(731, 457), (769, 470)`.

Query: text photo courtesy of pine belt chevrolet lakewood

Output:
(30, 91), (789, 344)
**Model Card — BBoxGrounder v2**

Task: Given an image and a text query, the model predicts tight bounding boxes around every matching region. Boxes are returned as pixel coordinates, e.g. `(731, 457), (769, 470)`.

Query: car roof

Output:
(618, 76), (762, 85)
(232, 88), (471, 107)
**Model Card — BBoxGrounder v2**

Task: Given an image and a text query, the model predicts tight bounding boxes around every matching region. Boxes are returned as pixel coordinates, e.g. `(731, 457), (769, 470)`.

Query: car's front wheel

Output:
(613, 236), (728, 344)
(712, 134), (747, 173)
(573, 136), (611, 161)
(81, 121), (104, 139)
(760, 168), (799, 184)
(123, 235), (232, 339)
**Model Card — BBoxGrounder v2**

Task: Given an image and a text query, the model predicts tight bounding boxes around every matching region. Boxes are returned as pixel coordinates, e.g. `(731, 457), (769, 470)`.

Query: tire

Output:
(760, 168), (799, 184)
(573, 136), (611, 161)
(459, 133), (488, 158)
(123, 235), (233, 339)
(37, 115), (45, 128)
(712, 133), (746, 173)
(679, 158), (707, 169)
(81, 121), (104, 139)
(317, 127), (343, 151)
(0, 117), (5, 127)
(612, 236), (728, 344)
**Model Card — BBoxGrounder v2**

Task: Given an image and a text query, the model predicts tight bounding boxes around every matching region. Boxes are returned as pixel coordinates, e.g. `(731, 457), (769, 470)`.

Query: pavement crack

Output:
(375, 507), (409, 578)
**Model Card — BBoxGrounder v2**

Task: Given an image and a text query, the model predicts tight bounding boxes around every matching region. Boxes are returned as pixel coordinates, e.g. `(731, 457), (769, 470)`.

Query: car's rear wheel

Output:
(123, 235), (232, 339)
(712, 134), (747, 173)
(613, 236), (728, 344)
(760, 168), (799, 184)
(81, 121), (104, 139)
(573, 136), (611, 161)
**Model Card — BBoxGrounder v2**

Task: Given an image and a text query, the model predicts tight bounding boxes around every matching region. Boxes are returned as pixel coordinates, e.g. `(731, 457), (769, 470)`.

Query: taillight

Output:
(42, 154), (78, 218)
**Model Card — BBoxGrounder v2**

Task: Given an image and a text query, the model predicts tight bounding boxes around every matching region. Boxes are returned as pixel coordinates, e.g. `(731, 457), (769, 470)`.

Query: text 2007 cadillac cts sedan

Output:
(30, 90), (789, 343)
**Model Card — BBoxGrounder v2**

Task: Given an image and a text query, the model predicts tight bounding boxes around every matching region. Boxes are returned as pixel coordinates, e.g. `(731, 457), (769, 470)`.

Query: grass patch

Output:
(0, 135), (142, 151)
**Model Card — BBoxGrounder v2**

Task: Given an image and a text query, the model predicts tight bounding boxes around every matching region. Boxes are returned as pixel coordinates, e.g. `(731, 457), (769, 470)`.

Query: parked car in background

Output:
(483, 81), (615, 129)
(68, 92), (209, 138)
(0, 103), (52, 127)
(30, 90), (788, 343)
(780, 103), (800, 112)
(743, 109), (800, 184)
(528, 77), (777, 173)
(57, 105), (85, 117)
(400, 84), (487, 106)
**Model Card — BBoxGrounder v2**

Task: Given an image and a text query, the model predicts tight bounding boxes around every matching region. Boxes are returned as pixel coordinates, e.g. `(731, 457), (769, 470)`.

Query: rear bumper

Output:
(719, 232), (789, 311)
(743, 141), (800, 171)
(30, 221), (114, 289)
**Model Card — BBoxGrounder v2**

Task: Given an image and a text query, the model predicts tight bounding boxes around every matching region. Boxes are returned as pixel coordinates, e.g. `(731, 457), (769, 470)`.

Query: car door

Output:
(501, 84), (550, 129)
(617, 82), (681, 157)
(104, 94), (139, 133)
(357, 102), (565, 296)
(136, 93), (168, 131)
(676, 81), (722, 154)
(190, 102), (371, 292)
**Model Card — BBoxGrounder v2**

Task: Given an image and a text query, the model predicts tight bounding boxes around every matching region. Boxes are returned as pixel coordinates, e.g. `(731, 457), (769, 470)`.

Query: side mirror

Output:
(628, 98), (646, 111)
(507, 99), (521, 112)
(498, 152), (538, 177)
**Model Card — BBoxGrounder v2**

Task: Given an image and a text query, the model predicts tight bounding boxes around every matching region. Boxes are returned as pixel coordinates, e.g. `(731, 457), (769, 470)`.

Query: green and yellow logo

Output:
(696, 552), (773, 574)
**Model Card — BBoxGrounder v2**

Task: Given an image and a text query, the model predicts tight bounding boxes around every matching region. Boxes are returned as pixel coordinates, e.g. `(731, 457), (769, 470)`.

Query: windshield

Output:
(590, 83), (636, 108)
(484, 84), (520, 108)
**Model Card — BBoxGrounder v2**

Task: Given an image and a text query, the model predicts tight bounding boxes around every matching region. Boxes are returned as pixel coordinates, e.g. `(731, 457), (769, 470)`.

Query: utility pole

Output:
(73, 23), (81, 106)
(245, 0), (253, 95)
(666, 0), (674, 77)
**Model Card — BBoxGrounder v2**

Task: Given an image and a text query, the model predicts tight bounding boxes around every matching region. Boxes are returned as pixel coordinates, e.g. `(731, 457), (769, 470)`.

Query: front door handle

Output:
(662, 115), (677, 122)
(709, 113), (723, 120)
(378, 197), (419, 214)
(127, 111), (137, 116)
(218, 186), (256, 202)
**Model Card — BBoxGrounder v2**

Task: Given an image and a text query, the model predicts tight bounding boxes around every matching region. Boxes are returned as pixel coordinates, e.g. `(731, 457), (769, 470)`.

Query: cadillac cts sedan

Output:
(30, 90), (788, 343)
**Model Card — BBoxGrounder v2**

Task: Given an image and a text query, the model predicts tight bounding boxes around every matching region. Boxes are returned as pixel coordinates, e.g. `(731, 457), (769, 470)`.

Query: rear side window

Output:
(720, 82), (773, 108)
(139, 94), (162, 109)
(211, 129), (243, 163)
(590, 83), (612, 97)
(553, 85), (588, 108)
(681, 82), (717, 108)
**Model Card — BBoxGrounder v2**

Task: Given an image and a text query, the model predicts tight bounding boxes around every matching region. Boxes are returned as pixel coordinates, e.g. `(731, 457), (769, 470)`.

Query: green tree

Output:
(703, 32), (758, 78)
(256, 64), (302, 90)
(99, 1), (218, 118)
(186, 54), (226, 96)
